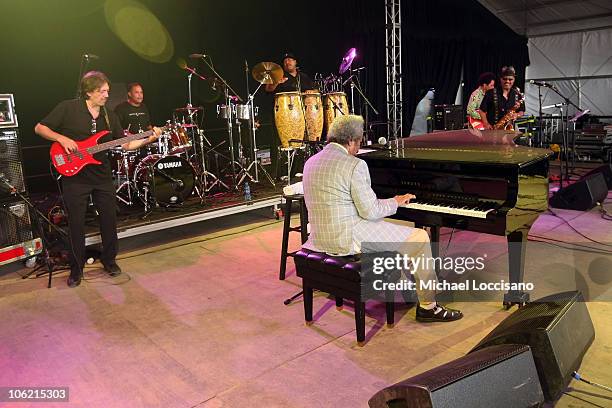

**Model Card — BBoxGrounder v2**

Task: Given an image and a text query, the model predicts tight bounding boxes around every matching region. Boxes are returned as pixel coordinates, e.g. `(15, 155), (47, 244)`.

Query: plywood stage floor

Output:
(1, 200), (611, 407)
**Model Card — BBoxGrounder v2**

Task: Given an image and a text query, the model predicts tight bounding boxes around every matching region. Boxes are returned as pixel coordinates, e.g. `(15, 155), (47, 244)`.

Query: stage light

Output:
(104, 0), (174, 63)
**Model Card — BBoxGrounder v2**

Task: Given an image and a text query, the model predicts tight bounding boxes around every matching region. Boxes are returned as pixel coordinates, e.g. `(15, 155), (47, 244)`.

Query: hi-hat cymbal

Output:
(252, 61), (283, 84)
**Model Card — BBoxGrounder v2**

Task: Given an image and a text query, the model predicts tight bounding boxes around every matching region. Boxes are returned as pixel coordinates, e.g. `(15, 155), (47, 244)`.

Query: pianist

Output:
(302, 115), (463, 323)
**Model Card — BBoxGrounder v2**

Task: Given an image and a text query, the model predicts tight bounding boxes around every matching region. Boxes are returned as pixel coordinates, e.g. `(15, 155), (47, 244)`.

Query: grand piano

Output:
(359, 129), (553, 308)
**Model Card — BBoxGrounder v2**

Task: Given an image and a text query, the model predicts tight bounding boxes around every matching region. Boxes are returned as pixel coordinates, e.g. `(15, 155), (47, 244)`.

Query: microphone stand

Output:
(75, 54), (92, 98)
(547, 85), (587, 187)
(345, 73), (379, 116)
(198, 55), (243, 190)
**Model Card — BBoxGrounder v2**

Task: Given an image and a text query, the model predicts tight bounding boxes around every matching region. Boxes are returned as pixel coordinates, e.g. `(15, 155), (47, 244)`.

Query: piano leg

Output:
(421, 225), (441, 275)
(503, 230), (530, 309)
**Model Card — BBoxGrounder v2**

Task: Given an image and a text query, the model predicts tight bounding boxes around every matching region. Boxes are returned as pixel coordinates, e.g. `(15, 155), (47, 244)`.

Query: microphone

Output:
(84, 54), (99, 59)
(189, 53), (207, 58)
(529, 80), (552, 88)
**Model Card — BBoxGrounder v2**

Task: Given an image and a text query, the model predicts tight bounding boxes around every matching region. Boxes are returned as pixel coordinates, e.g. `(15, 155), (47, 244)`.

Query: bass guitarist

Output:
(35, 71), (161, 287)
(478, 66), (525, 130)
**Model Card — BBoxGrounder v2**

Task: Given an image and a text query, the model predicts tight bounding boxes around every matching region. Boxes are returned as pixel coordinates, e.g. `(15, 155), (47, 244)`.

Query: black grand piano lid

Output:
(361, 129), (553, 166)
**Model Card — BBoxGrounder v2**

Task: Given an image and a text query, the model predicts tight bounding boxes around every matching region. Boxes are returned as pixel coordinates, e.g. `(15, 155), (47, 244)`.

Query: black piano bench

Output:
(279, 194), (309, 280)
(293, 248), (397, 346)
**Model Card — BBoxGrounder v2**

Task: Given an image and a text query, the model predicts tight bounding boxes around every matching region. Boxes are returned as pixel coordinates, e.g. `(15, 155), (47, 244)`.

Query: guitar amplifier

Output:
(0, 198), (42, 266)
(434, 104), (464, 131)
(0, 129), (26, 198)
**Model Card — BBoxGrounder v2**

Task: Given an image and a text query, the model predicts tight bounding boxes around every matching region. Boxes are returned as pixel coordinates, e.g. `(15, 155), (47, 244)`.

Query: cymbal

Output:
(252, 61), (283, 84)
(175, 106), (203, 112)
(339, 48), (357, 74)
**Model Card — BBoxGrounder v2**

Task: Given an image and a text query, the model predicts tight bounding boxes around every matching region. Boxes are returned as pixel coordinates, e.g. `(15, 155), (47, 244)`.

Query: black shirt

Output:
(272, 71), (316, 93)
(479, 87), (525, 125)
(40, 99), (124, 185)
(114, 101), (151, 132)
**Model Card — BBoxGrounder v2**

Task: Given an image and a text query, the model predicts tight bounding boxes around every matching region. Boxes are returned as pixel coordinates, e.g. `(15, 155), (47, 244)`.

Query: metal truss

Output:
(385, 0), (402, 140)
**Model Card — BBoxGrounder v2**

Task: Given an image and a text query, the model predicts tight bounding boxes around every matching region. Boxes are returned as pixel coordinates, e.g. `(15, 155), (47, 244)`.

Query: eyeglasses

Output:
(502, 77), (515, 82)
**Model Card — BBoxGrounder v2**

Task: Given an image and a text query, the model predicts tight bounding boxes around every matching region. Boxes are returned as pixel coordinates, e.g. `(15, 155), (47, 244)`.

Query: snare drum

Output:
(302, 90), (323, 141)
(109, 147), (138, 176)
(133, 154), (195, 206)
(274, 92), (305, 148)
(323, 92), (349, 132)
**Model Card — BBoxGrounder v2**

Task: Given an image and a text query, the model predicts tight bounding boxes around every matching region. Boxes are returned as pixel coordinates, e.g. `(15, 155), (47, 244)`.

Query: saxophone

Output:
(494, 88), (524, 130)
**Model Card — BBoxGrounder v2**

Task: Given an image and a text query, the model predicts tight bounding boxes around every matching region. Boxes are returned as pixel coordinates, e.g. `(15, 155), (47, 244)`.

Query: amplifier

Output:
(434, 104), (464, 131)
(0, 129), (26, 198)
(0, 199), (41, 265)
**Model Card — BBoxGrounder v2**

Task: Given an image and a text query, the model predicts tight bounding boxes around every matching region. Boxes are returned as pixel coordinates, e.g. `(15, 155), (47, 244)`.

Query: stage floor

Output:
(0, 182), (611, 407)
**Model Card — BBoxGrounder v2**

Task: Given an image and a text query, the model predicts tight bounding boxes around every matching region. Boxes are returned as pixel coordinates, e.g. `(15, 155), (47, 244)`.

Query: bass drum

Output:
(133, 155), (195, 206)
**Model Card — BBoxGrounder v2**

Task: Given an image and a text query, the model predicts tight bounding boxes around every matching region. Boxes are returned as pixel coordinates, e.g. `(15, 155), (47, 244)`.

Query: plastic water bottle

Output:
(244, 181), (252, 201)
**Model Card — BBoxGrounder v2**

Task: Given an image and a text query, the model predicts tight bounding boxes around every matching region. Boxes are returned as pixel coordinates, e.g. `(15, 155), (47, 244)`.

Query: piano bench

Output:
(293, 248), (398, 345)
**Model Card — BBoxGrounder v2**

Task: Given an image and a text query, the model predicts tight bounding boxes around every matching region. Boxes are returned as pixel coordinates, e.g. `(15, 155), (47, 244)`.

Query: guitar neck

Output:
(88, 129), (155, 154)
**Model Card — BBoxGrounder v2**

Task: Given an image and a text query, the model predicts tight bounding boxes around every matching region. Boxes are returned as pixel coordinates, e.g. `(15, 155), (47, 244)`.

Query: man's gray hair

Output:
(327, 115), (364, 145)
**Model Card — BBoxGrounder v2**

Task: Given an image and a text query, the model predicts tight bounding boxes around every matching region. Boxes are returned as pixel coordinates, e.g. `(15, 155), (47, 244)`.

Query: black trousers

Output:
(62, 180), (118, 274)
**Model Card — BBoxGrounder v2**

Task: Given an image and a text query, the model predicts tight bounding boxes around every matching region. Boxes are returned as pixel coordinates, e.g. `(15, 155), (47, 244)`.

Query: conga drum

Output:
(274, 92), (305, 148)
(302, 90), (323, 141)
(323, 92), (349, 133)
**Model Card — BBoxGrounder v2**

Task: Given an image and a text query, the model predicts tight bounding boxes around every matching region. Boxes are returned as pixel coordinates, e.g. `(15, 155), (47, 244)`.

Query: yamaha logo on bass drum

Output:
(158, 160), (183, 170)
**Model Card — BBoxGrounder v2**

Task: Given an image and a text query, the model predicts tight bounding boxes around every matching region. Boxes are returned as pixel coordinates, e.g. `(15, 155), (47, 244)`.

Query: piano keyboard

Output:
(400, 200), (496, 219)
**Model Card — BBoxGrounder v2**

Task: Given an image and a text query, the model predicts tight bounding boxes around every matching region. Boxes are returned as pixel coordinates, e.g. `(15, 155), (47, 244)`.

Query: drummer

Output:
(265, 52), (316, 93)
(114, 82), (152, 133)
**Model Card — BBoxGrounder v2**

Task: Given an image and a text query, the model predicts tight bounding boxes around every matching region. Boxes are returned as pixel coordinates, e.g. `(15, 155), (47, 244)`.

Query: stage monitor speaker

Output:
(581, 163), (612, 190)
(368, 344), (544, 408)
(470, 291), (594, 402)
(549, 172), (607, 211)
(0, 129), (26, 199)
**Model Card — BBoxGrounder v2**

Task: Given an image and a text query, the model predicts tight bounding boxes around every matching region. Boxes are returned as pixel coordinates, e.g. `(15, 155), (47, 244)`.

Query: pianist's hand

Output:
(394, 193), (415, 206)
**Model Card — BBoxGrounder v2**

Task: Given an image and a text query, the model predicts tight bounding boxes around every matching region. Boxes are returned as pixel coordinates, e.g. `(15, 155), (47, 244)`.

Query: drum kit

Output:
(109, 48), (378, 210)
(111, 120), (204, 212)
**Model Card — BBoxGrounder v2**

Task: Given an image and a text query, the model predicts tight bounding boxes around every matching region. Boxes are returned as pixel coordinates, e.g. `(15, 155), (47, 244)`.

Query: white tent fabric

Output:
(525, 28), (612, 117)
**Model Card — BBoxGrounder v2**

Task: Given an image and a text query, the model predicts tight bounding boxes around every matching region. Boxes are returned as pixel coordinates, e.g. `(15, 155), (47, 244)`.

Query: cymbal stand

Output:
(198, 55), (243, 190)
(238, 74), (275, 186)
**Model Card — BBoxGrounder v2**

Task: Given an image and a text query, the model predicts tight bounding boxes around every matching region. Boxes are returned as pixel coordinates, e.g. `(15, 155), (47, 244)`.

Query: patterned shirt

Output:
(467, 87), (485, 119)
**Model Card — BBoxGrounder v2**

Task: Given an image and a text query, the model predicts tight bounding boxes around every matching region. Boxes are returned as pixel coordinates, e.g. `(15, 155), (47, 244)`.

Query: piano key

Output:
(401, 201), (495, 219)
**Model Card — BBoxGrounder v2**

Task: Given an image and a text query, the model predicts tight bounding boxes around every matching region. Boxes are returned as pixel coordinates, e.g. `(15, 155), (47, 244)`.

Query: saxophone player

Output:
(478, 66), (525, 130)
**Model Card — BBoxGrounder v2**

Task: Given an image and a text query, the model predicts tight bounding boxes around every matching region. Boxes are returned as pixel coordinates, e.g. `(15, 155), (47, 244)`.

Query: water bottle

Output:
(243, 181), (252, 201)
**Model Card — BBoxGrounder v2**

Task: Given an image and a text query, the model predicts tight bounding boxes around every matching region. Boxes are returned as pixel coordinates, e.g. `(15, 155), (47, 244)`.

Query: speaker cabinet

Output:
(470, 291), (594, 402)
(549, 172), (607, 211)
(0, 129), (26, 198)
(369, 344), (544, 408)
(0, 199), (36, 248)
(582, 163), (612, 190)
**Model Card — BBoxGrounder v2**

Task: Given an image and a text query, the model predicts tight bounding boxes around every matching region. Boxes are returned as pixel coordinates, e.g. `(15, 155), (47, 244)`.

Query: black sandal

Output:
(416, 304), (463, 322)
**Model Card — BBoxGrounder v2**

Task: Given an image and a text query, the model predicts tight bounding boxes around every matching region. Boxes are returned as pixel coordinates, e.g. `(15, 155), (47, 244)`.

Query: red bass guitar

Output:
(50, 128), (160, 177)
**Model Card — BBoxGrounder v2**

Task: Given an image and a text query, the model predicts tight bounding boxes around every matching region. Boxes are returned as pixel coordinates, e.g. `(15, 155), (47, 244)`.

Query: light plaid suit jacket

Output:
(302, 143), (399, 255)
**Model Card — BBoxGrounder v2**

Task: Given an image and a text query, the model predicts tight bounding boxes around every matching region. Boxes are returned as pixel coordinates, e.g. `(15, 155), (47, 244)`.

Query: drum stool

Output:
(279, 194), (308, 280)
